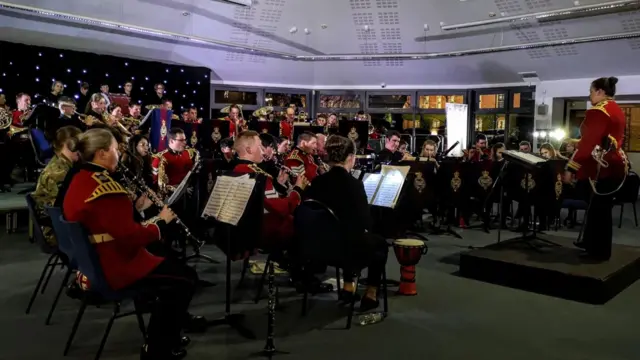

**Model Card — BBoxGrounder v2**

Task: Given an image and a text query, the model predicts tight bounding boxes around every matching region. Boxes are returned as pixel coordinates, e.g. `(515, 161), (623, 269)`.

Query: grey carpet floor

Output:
(0, 205), (639, 360)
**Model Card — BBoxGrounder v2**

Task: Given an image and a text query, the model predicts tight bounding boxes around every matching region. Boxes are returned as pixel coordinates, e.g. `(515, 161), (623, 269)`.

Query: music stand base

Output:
(185, 253), (220, 264)
(208, 314), (256, 339)
(501, 232), (562, 250)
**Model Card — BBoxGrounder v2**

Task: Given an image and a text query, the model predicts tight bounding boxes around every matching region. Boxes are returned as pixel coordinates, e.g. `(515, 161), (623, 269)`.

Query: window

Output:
(478, 93), (505, 109)
(418, 95), (464, 110)
(474, 114), (506, 145)
(511, 91), (535, 110)
(214, 90), (258, 105)
(318, 94), (362, 109)
(264, 92), (307, 108)
(367, 94), (412, 109)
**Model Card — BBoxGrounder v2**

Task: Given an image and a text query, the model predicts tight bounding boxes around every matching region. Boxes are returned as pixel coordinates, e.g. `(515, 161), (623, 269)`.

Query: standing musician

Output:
(32, 126), (82, 246)
(99, 83), (111, 107)
(376, 130), (404, 164)
(10, 93), (34, 178)
(279, 107), (295, 140)
(60, 128), (198, 359)
(463, 134), (490, 162)
(232, 130), (308, 248)
(305, 135), (388, 311)
(285, 132), (320, 183)
(564, 76), (627, 261)
(151, 128), (197, 197)
(45, 80), (64, 105)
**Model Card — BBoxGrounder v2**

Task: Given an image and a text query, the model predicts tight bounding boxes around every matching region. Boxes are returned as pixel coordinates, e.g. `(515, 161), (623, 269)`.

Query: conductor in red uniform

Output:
(152, 128), (197, 196)
(232, 130), (308, 248)
(285, 131), (320, 183)
(61, 128), (198, 359)
(564, 76), (628, 261)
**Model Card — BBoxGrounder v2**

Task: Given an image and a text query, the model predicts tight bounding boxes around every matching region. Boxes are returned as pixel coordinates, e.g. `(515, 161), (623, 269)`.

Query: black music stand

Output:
(249, 121), (280, 138)
(496, 158), (560, 249)
(205, 172), (266, 339)
(433, 158), (464, 239)
(463, 161), (493, 235)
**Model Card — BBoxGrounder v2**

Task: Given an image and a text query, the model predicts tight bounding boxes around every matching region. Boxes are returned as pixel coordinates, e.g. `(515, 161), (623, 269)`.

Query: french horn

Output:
(252, 106), (273, 118)
(0, 108), (11, 130)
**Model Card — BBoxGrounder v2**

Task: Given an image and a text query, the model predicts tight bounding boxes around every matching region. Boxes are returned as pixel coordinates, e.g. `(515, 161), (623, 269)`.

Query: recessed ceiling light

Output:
(182, 11), (190, 16)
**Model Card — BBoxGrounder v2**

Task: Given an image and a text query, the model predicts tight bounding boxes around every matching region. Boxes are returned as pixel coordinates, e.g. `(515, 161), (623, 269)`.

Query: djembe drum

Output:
(392, 239), (428, 296)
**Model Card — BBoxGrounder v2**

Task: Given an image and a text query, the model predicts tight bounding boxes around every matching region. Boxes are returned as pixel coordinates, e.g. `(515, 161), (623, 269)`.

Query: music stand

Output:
(339, 120), (368, 151)
(496, 158), (561, 249)
(204, 172), (266, 340)
(249, 121), (280, 138)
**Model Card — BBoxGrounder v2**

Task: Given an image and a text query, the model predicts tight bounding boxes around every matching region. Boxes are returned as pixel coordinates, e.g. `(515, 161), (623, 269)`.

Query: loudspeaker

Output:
(537, 103), (548, 115)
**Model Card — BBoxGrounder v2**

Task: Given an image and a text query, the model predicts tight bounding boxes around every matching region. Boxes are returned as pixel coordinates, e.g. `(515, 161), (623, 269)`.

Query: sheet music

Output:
(166, 170), (192, 206)
(202, 175), (255, 226)
(137, 109), (154, 127)
(362, 173), (382, 204)
(372, 165), (409, 208)
(352, 169), (362, 179)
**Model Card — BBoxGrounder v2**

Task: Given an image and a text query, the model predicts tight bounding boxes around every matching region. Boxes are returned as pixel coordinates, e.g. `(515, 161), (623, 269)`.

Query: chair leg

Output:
(45, 267), (72, 325)
(133, 300), (147, 339)
(345, 275), (359, 330)
(253, 254), (271, 304)
(382, 269), (389, 314)
(40, 254), (59, 294)
(64, 298), (88, 356)
(619, 204), (624, 228)
(95, 302), (120, 360)
(301, 266), (309, 317)
(633, 203), (638, 227)
(237, 257), (250, 288)
(25, 253), (58, 314)
(335, 267), (341, 298)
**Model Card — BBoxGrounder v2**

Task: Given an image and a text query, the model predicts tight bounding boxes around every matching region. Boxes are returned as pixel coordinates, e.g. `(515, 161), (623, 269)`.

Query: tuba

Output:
(0, 108), (11, 131)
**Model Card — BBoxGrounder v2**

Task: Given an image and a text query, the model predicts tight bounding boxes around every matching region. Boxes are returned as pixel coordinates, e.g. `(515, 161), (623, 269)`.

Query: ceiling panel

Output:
(1, 0), (640, 87)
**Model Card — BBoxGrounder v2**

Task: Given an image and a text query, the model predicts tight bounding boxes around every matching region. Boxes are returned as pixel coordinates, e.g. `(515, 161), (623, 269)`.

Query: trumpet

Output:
(120, 116), (141, 127)
(117, 161), (204, 249)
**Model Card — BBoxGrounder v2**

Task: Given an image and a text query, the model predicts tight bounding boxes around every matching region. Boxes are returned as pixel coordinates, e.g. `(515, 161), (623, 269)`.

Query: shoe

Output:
(183, 314), (208, 333)
(294, 279), (333, 294)
(179, 336), (191, 348)
(358, 296), (380, 312)
(338, 290), (361, 303)
(140, 344), (187, 360)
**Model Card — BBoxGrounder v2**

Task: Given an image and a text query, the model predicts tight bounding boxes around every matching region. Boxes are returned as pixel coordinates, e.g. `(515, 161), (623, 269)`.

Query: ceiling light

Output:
(182, 11), (190, 16)
(211, 0), (252, 6)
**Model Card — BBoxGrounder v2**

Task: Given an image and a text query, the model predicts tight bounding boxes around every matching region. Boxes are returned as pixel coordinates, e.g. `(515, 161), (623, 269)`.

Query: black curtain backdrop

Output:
(0, 40), (210, 114)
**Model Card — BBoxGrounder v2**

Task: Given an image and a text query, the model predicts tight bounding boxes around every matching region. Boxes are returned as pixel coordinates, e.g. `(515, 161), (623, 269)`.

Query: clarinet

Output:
(117, 162), (204, 249)
(263, 261), (278, 354)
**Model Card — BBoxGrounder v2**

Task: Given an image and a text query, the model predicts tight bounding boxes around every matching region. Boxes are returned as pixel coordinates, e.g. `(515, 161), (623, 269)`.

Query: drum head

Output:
(394, 239), (424, 247)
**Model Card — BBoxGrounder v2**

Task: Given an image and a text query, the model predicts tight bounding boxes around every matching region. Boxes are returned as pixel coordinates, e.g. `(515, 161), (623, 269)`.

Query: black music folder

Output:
(362, 165), (409, 208)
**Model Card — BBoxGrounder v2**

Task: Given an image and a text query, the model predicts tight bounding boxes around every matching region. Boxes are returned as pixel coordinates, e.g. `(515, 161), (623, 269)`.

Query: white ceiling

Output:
(1, 0), (640, 87)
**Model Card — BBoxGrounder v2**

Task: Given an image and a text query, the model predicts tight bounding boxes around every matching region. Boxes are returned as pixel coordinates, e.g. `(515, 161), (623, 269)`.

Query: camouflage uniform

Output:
(31, 154), (73, 246)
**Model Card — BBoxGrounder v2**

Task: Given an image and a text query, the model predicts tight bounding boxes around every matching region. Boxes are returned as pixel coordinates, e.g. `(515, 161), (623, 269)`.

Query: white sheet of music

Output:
(352, 169), (362, 179)
(363, 173), (382, 204)
(166, 170), (192, 206)
(202, 175), (255, 226)
(372, 166), (408, 208)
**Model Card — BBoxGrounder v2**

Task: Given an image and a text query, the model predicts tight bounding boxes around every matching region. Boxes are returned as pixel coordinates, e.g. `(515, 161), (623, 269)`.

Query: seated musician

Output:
(121, 134), (154, 188)
(316, 133), (327, 160)
(491, 142), (505, 162)
(285, 131), (320, 182)
(83, 93), (108, 128)
(519, 141), (532, 153)
(280, 107), (295, 140)
(398, 140), (408, 154)
(258, 133), (289, 196)
(215, 137), (236, 171)
(61, 128), (199, 359)
(539, 143), (566, 160)
(560, 141), (576, 158)
(225, 104), (243, 138)
(376, 130), (404, 164)
(277, 136), (291, 155)
(45, 97), (86, 141)
(314, 114), (327, 127)
(305, 135), (389, 311)
(32, 126), (82, 246)
(151, 128), (197, 197)
(420, 140), (440, 169)
(233, 130), (307, 248)
(463, 134), (489, 162)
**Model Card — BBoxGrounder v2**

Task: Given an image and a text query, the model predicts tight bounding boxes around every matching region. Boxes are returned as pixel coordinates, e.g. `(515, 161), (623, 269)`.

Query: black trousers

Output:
(581, 178), (619, 260)
(128, 259), (197, 354)
(343, 233), (389, 288)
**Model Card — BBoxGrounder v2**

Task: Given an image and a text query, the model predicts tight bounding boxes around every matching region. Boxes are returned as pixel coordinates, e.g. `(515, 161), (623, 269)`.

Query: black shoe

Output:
(140, 344), (187, 360)
(573, 241), (587, 249)
(65, 283), (83, 300)
(183, 314), (207, 333)
(358, 296), (380, 312)
(179, 336), (191, 348)
(338, 290), (361, 303)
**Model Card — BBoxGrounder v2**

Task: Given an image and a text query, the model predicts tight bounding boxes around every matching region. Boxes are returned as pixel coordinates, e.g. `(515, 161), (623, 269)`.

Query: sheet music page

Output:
(166, 170), (192, 206)
(202, 175), (255, 226)
(352, 169), (362, 179)
(362, 173), (382, 204)
(372, 165), (409, 208)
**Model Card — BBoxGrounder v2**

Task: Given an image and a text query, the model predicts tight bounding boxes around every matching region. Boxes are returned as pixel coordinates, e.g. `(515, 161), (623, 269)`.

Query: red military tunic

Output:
(280, 120), (293, 140)
(566, 99), (627, 180)
(463, 148), (490, 162)
(10, 110), (29, 138)
(152, 148), (197, 194)
(285, 147), (319, 182)
(233, 160), (302, 248)
(62, 164), (165, 290)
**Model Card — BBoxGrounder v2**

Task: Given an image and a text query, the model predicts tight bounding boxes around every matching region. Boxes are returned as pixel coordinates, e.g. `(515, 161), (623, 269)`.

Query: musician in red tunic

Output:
(279, 107), (295, 140)
(152, 128), (198, 196)
(232, 130), (308, 248)
(225, 104), (246, 137)
(463, 134), (490, 162)
(564, 76), (627, 261)
(285, 131), (320, 183)
(60, 128), (198, 359)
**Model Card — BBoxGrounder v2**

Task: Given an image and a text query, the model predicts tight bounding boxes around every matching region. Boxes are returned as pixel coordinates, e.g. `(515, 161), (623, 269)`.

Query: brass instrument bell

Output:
(252, 106), (273, 118)
(220, 104), (243, 114)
